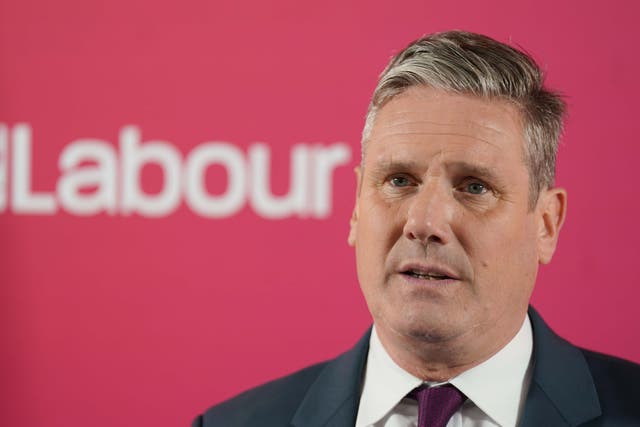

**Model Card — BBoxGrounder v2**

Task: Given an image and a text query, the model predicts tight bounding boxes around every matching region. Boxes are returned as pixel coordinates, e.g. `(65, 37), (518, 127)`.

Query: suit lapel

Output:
(520, 381), (573, 427)
(520, 308), (601, 427)
(290, 309), (603, 427)
(291, 329), (371, 427)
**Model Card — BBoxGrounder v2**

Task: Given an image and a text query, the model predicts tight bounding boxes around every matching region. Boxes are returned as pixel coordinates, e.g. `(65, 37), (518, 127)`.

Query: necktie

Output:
(409, 384), (466, 427)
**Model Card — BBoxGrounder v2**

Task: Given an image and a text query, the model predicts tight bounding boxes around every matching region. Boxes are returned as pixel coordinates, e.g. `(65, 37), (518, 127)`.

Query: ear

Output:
(536, 187), (567, 264)
(347, 166), (363, 247)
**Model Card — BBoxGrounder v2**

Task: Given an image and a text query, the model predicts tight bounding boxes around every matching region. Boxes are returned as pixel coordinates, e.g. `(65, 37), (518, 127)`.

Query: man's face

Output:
(349, 86), (561, 354)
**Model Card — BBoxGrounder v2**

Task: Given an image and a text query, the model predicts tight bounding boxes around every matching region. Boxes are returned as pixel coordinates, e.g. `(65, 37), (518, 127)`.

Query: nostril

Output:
(404, 226), (448, 247)
(427, 235), (444, 244)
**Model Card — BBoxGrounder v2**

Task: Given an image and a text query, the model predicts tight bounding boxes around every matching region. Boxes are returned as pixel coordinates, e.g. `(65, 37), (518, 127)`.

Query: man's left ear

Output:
(536, 187), (567, 264)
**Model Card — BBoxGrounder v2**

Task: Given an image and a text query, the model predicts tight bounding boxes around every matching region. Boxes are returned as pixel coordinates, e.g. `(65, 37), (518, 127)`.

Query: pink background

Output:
(2, 1), (639, 426)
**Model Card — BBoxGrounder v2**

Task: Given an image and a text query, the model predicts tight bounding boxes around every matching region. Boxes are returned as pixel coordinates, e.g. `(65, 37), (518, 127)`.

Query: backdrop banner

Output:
(2, 1), (639, 426)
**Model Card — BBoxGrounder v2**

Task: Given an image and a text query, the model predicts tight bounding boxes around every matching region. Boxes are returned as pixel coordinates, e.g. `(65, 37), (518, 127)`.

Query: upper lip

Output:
(398, 261), (461, 280)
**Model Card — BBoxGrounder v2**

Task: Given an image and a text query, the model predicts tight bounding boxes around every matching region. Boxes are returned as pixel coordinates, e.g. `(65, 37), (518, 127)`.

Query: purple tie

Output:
(409, 384), (466, 427)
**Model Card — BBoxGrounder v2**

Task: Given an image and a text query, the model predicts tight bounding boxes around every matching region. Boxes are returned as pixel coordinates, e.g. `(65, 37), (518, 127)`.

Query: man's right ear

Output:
(347, 166), (362, 247)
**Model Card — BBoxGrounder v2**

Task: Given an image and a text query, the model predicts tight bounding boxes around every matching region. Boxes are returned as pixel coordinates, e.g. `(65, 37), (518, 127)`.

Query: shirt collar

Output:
(355, 326), (423, 427)
(355, 316), (533, 427)
(450, 316), (533, 426)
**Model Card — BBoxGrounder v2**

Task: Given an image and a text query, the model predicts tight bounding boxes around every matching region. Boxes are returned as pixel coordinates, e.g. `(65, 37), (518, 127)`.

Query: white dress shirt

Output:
(355, 316), (533, 427)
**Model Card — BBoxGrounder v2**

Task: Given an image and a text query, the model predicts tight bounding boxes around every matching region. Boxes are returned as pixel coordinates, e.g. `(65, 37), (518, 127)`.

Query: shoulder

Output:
(583, 348), (640, 385)
(581, 348), (640, 419)
(192, 329), (372, 427)
(526, 307), (640, 425)
(193, 361), (329, 427)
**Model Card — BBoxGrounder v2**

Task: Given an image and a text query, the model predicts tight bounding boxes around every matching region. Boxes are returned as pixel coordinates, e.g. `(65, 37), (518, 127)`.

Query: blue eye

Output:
(466, 182), (487, 194)
(389, 176), (411, 187)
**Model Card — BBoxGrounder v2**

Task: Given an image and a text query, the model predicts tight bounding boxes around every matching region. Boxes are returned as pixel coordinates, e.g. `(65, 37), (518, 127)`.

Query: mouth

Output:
(402, 270), (453, 281)
(398, 262), (460, 282)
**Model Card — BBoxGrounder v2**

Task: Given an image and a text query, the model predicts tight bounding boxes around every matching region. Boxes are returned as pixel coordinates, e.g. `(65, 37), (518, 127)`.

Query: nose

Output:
(403, 181), (454, 245)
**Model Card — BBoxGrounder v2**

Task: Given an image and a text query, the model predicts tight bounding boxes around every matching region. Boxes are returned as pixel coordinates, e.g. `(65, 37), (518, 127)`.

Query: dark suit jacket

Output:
(193, 307), (640, 426)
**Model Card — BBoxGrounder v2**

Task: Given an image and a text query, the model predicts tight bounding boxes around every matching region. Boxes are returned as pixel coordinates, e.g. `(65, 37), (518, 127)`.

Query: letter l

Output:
(12, 124), (57, 214)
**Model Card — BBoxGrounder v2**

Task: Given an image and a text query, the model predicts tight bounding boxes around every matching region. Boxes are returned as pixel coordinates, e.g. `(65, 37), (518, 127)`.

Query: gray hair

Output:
(362, 30), (566, 207)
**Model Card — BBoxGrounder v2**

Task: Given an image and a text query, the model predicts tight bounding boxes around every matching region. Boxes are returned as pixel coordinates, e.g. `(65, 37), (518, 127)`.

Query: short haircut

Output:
(362, 30), (566, 207)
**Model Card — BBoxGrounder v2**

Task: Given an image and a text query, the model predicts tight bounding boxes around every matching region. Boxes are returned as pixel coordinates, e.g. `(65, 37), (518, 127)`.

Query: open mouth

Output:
(402, 270), (453, 281)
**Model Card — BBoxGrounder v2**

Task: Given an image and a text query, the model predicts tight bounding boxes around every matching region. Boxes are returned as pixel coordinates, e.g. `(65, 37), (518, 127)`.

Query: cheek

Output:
(354, 201), (403, 289)
(460, 207), (536, 262)
(358, 197), (404, 245)
(469, 218), (539, 297)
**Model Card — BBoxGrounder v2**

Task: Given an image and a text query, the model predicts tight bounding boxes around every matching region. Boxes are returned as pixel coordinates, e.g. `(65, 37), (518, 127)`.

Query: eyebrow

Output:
(449, 162), (501, 183)
(369, 158), (503, 184)
(370, 159), (421, 172)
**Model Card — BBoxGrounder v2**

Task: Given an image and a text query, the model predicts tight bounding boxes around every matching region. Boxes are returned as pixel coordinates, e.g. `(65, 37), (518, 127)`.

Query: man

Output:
(193, 31), (640, 426)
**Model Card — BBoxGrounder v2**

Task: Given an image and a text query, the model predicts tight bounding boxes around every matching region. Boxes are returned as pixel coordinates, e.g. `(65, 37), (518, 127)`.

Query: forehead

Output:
(365, 87), (526, 168)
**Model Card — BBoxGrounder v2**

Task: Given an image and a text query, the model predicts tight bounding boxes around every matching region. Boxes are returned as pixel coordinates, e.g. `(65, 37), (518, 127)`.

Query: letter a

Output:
(57, 139), (117, 215)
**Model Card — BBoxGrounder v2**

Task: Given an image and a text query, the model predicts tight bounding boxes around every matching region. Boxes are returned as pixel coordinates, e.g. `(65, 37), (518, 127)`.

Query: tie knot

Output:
(408, 384), (466, 427)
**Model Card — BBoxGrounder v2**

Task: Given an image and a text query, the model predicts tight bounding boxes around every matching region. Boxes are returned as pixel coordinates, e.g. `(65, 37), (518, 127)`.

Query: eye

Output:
(388, 175), (413, 187)
(463, 181), (488, 195)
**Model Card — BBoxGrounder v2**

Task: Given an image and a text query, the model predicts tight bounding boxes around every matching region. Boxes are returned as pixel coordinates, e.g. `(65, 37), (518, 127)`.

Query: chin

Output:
(389, 311), (466, 344)
(404, 324), (461, 343)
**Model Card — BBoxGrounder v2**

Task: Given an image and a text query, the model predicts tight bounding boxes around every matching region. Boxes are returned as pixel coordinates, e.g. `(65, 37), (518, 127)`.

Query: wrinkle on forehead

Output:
(371, 130), (500, 148)
(366, 89), (524, 160)
(370, 87), (521, 146)
(380, 116), (511, 137)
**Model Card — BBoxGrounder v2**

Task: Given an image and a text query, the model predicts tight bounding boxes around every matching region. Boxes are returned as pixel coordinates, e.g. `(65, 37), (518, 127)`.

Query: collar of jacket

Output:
(291, 306), (602, 427)
(520, 306), (601, 427)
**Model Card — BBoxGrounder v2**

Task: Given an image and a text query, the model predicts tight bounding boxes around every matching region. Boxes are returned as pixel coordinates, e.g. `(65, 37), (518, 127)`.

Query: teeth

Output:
(409, 271), (448, 280)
